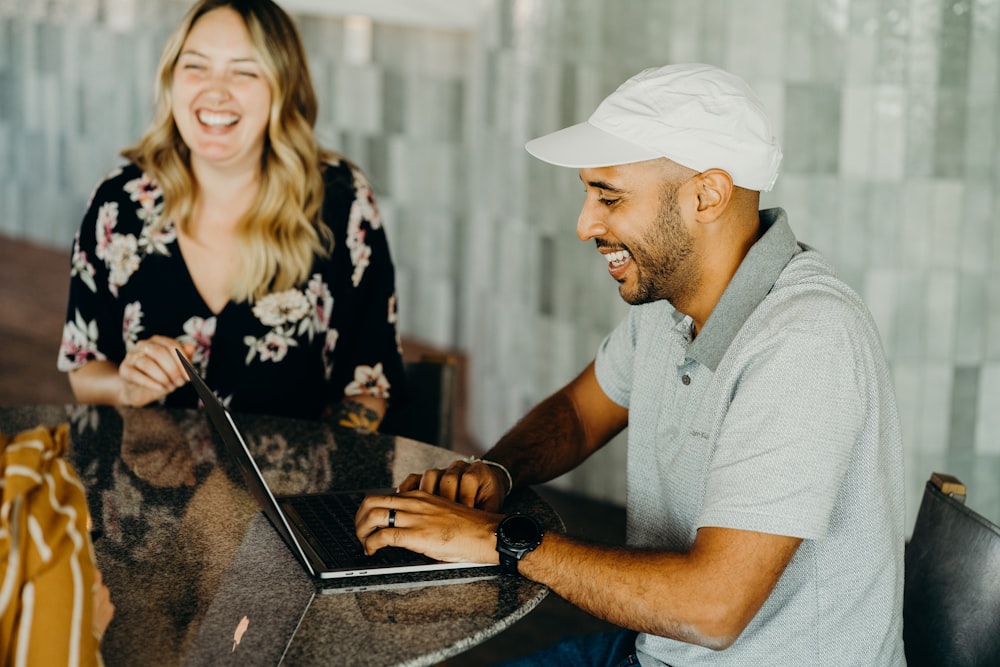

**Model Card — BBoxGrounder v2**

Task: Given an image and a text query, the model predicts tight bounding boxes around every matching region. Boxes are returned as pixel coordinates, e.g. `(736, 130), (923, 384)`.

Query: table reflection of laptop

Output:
(177, 350), (495, 581)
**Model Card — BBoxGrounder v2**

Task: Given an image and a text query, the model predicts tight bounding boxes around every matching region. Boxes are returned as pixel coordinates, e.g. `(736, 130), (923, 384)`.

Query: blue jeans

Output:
(495, 629), (641, 667)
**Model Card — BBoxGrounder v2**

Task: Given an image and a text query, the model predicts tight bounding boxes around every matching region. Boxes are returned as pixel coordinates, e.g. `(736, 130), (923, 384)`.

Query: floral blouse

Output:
(58, 160), (407, 420)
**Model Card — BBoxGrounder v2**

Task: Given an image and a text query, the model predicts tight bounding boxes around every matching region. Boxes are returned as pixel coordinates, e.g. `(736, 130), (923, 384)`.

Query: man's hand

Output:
(118, 337), (196, 406)
(397, 458), (509, 512)
(354, 489), (504, 564)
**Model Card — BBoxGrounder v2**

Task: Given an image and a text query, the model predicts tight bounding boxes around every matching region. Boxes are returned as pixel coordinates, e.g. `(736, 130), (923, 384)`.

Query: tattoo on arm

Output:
(333, 399), (381, 433)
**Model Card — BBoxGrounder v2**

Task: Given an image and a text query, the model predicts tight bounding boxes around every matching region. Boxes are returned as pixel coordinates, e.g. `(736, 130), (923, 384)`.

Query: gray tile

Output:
(893, 272), (926, 361)
(963, 95), (997, 177)
(906, 0), (941, 86)
(381, 70), (407, 134)
(538, 234), (555, 317)
(871, 85), (906, 181)
(0, 18), (11, 70)
(866, 183), (901, 269)
(1, 181), (21, 236)
(932, 87), (967, 179)
(954, 273), (986, 364)
(975, 364), (1000, 454)
(949, 365), (980, 451)
(784, 84), (841, 174)
(874, 0), (909, 84)
(927, 181), (962, 270)
(839, 85), (874, 178)
(904, 85), (937, 178)
(697, 0), (729, 65)
(937, 0), (972, 88)
(959, 182), (993, 273)
(406, 77), (464, 143)
(899, 182), (932, 268)
(924, 270), (958, 361)
(987, 277), (1000, 361)
(35, 20), (61, 75)
(921, 363), (954, 453)
(0, 121), (8, 179)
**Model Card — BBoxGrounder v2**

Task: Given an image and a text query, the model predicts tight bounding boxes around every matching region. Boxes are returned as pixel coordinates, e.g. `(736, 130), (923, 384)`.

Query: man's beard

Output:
(619, 183), (698, 306)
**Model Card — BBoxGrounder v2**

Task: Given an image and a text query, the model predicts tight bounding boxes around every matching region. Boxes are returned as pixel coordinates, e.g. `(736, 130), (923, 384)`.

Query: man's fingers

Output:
(397, 461), (502, 509)
(398, 473), (423, 492)
(436, 462), (468, 502)
(457, 469), (486, 508)
(418, 468), (445, 495)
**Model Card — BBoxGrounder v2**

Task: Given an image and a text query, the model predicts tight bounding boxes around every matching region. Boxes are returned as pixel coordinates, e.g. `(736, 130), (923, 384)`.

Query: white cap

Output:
(525, 63), (782, 192)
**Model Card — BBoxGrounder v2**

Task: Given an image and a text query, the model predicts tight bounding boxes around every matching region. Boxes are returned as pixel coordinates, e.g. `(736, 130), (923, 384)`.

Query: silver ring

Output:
(387, 508), (396, 528)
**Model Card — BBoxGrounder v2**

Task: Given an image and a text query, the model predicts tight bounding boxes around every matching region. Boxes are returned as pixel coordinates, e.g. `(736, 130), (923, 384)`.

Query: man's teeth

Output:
(607, 250), (631, 267)
(198, 110), (239, 127)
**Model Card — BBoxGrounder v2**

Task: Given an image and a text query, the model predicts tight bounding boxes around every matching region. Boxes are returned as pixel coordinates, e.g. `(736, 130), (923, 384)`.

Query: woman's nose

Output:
(202, 73), (232, 103)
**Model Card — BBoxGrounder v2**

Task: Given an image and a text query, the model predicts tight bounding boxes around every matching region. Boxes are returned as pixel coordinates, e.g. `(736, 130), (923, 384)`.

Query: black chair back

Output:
(380, 355), (458, 449)
(903, 473), (1000, 667)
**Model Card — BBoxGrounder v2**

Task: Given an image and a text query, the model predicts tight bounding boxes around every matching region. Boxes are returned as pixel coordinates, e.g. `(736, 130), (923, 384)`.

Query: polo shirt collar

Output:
(680, 207), (800, 371)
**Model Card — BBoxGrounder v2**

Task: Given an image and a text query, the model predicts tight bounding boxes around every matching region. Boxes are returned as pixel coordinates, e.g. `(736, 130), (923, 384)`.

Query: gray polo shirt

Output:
(594, 208), (905, 666)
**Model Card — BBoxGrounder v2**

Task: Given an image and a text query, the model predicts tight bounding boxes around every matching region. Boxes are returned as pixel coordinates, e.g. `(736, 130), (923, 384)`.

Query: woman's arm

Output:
(69, 338), (194, 407)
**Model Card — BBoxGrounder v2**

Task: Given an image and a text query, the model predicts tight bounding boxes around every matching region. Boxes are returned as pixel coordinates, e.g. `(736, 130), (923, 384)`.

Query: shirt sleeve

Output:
(57, 170), (127, 372)
(594, 307), (640, 409)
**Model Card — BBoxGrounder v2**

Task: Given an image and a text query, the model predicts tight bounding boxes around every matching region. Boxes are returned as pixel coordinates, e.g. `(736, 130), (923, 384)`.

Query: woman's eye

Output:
(235, 70), (258, 78)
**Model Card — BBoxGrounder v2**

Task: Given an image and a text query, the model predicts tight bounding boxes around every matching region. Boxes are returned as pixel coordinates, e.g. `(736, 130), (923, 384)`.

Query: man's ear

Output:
(694, 169), (733, 221)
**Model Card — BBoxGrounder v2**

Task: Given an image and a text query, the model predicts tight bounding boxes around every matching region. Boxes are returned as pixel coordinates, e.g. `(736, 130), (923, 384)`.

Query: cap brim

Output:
(525, 121), (661, 168)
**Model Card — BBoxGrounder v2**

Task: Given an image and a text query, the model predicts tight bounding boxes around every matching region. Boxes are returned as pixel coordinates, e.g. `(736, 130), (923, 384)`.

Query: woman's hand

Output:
(118, 337), (196, 407)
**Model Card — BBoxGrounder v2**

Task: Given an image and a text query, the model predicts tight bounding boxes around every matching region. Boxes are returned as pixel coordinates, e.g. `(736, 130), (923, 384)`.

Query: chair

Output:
(903, 472), (1000, 667)
(380, 354), (459, 449)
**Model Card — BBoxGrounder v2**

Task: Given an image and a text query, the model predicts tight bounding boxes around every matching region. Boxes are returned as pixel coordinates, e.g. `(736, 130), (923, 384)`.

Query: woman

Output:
(58, 0), (405, 430)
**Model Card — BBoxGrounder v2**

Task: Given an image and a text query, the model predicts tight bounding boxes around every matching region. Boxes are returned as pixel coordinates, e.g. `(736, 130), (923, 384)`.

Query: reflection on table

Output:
(0, 405), (561, 667)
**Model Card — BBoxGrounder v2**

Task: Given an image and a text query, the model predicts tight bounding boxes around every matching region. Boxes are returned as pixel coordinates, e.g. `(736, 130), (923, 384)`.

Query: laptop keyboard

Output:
(285, 492), (431, 569)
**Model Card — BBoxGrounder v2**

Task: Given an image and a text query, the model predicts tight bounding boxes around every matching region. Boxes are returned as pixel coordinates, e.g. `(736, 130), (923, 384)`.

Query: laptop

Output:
(177, 350), (495, 581)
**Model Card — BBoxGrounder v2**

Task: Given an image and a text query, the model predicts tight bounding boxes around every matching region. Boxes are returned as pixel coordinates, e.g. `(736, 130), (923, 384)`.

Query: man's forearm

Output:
(484, 361), (627, 490)
(516, 528), (802, 651)
(483, 390), (595, 488)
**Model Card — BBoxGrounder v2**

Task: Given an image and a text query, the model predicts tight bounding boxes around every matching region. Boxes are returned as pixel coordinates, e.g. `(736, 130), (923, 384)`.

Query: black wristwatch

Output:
(495, 514), (544, 575)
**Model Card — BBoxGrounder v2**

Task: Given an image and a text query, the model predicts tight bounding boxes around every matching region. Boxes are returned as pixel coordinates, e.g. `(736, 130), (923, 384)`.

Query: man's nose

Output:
(576, 204), (608, 241)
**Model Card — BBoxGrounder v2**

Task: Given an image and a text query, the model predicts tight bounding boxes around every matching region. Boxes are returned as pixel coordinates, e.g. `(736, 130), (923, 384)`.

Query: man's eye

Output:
(598, 197), (619, 206)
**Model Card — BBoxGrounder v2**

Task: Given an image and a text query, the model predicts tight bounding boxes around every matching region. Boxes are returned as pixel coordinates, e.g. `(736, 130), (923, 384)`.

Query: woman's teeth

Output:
(197, 110), (239, 127)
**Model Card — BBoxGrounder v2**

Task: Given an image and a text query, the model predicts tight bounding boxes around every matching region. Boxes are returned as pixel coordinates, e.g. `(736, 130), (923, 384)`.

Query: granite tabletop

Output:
(0, 405), (561, 667)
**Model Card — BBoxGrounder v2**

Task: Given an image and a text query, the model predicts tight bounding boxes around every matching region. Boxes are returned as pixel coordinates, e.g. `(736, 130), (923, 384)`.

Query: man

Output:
(355, 63), (905, 666)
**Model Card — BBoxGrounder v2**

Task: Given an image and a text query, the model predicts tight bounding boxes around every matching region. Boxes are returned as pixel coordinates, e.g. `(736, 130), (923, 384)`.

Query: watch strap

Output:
(498, 551), (520, 575)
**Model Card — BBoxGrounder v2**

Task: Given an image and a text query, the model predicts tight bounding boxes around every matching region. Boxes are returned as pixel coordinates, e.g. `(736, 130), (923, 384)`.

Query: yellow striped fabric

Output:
(0, 424), (104, 666)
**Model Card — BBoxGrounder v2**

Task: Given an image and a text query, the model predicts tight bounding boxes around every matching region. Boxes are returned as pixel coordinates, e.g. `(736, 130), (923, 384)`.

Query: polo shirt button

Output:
(681, 374), (691, 385)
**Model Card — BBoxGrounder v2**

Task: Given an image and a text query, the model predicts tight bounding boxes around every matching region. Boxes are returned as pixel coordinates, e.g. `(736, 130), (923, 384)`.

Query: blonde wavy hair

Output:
(123, 0), (336, 302)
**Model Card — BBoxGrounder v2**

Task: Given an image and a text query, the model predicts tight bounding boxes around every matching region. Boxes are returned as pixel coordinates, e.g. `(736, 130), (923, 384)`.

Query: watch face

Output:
(501, 515), (540, 547)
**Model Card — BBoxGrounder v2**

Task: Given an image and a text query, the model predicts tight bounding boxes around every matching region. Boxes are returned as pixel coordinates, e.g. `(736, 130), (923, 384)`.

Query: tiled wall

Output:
(1, 0), (997, 531)
(465, 0), (1000, 532)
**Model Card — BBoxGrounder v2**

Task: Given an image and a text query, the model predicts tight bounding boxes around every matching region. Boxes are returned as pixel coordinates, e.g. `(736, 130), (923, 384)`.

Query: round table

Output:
(0, 405), (561, 666)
